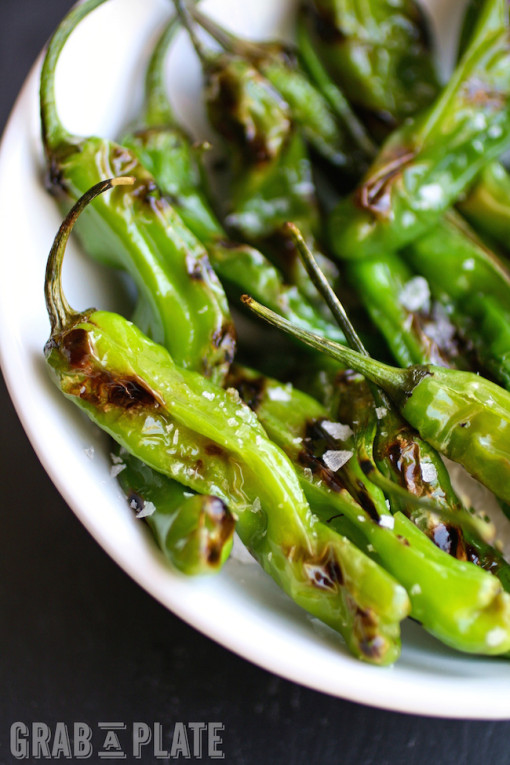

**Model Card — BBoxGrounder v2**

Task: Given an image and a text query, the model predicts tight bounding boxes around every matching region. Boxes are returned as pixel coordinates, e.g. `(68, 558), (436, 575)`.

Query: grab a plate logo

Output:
(10, 721), (225, 760)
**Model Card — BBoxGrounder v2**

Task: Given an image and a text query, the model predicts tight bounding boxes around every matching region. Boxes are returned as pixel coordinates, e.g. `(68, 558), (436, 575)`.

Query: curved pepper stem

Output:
(44, 177), (134, 333)
(192, 6), (269, 61)
(144, 15), (180, 127)
(173, 0), (213, 66)
(40, 0), (109, 156)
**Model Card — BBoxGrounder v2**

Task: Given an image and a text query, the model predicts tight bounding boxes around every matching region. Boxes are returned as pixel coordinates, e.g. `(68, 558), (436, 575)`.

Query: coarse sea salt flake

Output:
(421, 462), (438, 483)
(411, 583), (422, 596)
(110, 463), (126, 478)
(376, 407), (387, 420)
(268, 386), (291, 402)
(136, 501), (156, 519)
(322, 421), (353, 441)
(399, 276), (430, 312)
(227, 418), (237, 427)
(202, 391), (215, 401)
(250, 497), (262, 513)
(84, 447), (95, 460)
(379, 515), (395, 530)
(486, 627), (507, 647)
(322, 449), (353, 471)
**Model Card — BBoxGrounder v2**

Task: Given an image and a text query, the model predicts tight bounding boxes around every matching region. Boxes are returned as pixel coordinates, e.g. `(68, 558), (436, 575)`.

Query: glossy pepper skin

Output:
(328, 0), (510, 262)
(190, 6), (369, 172)
(40, 0), (234, 384)
(226, 364), (510, 654)
(174, 0), (340, 308)
(346, 255), (466, 369)
(44, 178), (410, 666)
(459, 162), (510, 254)
(116, 449), (234, 575)
(285, 225), (510, 590)
(404, 211), (510, 389)
(245, 296), (510, 510)
(300, 0), (439, 135)
(121, 15), (345, 345)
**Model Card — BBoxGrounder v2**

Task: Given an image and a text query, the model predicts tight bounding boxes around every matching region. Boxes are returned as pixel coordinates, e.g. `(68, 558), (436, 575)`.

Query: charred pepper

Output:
(174, 0), (340, 307)
(299, 0), (439, 135)
(328, 0), (510, 262)
(121, 14), (345, 344)
(244, 288), (510, 509)
(44, 177), (410, 665)
(40, 0), (234, 384)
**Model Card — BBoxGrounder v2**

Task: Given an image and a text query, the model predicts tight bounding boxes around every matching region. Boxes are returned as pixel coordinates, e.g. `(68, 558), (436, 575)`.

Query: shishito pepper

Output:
(300, 0), (439, 135)
(121, 14), (345, 344)
(285, 229), (510, 590)
(328, 0), (510, 262)
(226, 364), (510, 653)
(40, 0), (234, 384)
(116, 449), (234, 575)
(403, 211), (510, 389)
(459, 162), (510, 254)
(174, 0), (340, 307)
(189, 5), (371, 171)
(244, 291), (510, 510)
(44, 177), (410, 665)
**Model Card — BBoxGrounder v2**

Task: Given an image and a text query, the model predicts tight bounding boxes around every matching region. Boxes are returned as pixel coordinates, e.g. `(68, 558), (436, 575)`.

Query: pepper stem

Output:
(285, 222), (394, 412)
(362, 461), (495, 543)
(241, 294), (413, 401)
(192, 7), (266, 60)
(173, 0), (213, 65)
(45, 177), (135, 334)
(285, 223), (367, 355)
(40, 0), (109, 157)
(144, 16), (180, 127)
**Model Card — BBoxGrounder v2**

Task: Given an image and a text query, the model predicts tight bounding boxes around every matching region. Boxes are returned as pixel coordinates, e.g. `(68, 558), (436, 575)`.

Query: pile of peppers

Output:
(39, 0), (510, 665)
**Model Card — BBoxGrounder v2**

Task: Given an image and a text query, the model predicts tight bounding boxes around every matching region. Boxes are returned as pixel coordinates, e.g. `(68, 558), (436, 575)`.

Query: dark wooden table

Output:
(1, 2), (509, 762)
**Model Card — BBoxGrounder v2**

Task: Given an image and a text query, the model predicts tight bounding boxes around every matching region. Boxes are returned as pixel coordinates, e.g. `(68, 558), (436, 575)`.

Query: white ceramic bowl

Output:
(2, 0), (510, 719)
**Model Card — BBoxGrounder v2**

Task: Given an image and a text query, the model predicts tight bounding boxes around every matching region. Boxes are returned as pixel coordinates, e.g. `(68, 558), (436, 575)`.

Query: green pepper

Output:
(40, 0), (234, 384)
(459, 162), (510, 254)
(286, 225), (510, 584)
(346, 255), (467, 369)
(116, 449), (234, 575)
(44, 176), (410, 665)
(190, 6), (370, 172)
(226, 364), (510, 653)
(403, 211), (510, 388)
(244, 291), (510, 510)
(328, 0), (510, 262)
(300, 0), (439, 135)
(174, 0), (340, 307)
(121, 14), (345, 344)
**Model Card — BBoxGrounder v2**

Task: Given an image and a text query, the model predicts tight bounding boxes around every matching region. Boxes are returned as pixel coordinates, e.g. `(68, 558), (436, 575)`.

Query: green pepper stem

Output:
(45, 177), (135, 334)
(285, 222), (366, 355)
(192, 6), (266, 60)
(241, 294), (415, 400)
(286, 221), (395, 410)
(362, 460), (495, 543)
(173, 0), (213, 65)
(144, 15), (180, 127)
(40, 0), (109, 156)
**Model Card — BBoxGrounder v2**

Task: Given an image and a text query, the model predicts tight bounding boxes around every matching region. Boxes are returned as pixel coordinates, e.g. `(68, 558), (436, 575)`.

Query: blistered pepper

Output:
(40, 0), (234, 384)
(44, 177), (410, 665)
(328, 0), (510, 262)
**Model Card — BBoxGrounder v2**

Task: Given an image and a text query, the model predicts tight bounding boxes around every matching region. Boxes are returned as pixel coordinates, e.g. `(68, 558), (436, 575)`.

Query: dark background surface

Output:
(1, 2), (509, 763)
